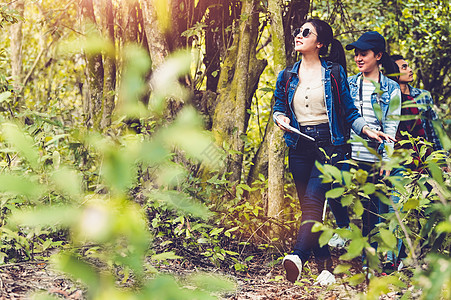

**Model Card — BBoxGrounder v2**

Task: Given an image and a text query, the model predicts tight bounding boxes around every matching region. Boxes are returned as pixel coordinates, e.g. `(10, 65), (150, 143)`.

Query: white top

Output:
(351, 80), (380, 162)
(293, 79), (328, 126)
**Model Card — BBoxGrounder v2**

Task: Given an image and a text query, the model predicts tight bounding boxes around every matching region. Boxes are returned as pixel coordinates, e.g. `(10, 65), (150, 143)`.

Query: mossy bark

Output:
(9, 0), (25, 110)
(101, 0), (116, 130)
(266, 0), (288, 238)
(81, 0), (104, 130)
(211, 0), (264, 183)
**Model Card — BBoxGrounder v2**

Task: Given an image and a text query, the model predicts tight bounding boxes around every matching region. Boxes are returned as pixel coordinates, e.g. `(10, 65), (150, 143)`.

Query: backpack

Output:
(282, 63), (349, 140)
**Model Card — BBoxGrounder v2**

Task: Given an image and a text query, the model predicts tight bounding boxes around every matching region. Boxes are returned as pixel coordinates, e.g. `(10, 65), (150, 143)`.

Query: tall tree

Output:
(211, 0), (267, 183)
(9, 0), (25, 110)
(80, 0), (105, 130)
(101, 0), (116, 129)
(266, 0), (288, 237)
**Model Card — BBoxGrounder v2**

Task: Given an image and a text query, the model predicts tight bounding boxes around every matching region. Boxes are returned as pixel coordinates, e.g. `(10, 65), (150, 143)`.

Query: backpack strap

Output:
(283, 66), (294, 117)
(330, 63), (350, 141)
(330, 63), (341, 109)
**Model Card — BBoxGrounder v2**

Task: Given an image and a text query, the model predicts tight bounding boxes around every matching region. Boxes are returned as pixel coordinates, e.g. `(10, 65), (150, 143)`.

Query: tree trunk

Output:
(101, 0), (116, 129)
(80, 0), (104, 130)
(141, 1), (169, 70)
(266, 0), (289, 237)
(211, 0), (260, 183)
(9, 0), (25, 110)
(204, 0), (222, 92)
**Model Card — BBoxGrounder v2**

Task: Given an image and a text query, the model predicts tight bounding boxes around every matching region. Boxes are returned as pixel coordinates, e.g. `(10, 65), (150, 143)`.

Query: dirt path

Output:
(0, 252), (407, 299)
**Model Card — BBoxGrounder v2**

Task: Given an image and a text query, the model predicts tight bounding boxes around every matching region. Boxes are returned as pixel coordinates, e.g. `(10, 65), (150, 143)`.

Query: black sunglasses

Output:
(292, 28), (318, 38)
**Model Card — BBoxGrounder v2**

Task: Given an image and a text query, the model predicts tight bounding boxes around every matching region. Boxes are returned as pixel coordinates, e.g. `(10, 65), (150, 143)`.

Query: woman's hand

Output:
(361, 125), (396, 142)
(276, 115), (292, 132)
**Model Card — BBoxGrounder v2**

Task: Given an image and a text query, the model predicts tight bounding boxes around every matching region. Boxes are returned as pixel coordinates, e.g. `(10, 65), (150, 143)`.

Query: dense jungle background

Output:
(0, 0), (450, 299)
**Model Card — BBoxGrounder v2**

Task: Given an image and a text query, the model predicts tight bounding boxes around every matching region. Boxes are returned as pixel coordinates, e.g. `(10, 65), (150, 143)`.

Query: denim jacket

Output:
(409, 85), (443, 151)
(348, 72), (401, 160)
(272, 59), (367, 149)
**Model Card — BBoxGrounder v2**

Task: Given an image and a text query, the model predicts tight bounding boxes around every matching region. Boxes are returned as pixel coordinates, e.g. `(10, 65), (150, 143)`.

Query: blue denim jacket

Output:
(348, 72), (401, 159)
(409, 85), (443, 151)
(272, 59), (367, 149)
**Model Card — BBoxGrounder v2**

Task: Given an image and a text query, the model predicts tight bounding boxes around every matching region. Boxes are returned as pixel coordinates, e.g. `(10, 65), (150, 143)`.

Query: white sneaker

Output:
(315, 270), (336, 286)
(362, 266), (373, 279)
(328, 232), (348, 248)
(282, 254), (303, 283)
(397, 260), (404, 271)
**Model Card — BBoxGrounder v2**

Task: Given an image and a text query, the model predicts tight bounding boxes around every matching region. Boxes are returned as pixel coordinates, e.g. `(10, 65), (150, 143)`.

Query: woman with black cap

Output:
(272, 20), (395, 285)
(345, 31), (401, 271)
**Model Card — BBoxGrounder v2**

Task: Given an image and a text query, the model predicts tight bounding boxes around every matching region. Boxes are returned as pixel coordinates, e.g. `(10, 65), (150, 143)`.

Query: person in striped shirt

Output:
(327, 31), (401, 272)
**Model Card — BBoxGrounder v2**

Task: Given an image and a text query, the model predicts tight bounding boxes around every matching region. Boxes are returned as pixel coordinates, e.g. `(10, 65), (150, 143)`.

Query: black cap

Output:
(346, 31), (386, 52)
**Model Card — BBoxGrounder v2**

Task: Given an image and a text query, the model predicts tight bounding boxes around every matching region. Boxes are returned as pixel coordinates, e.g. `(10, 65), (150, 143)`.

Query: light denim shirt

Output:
(348, 72), (401, 160)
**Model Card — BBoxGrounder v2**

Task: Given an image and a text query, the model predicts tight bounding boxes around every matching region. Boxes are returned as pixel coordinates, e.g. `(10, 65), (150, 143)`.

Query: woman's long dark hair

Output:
(374, 49), (399, 82)
(304, 18), (347, 73)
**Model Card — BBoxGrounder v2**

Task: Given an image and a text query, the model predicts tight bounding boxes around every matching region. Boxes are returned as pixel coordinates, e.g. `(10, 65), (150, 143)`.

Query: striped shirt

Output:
(351, 80), (381, 162)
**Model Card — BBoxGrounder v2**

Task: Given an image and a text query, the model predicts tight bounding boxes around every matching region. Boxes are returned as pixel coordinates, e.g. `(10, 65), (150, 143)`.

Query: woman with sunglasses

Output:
(272, 19), (393, 285)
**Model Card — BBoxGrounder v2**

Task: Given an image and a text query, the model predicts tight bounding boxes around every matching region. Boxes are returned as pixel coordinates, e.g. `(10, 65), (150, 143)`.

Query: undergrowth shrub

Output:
(0, 47), (235, 299)
(317, 133), (451, 299)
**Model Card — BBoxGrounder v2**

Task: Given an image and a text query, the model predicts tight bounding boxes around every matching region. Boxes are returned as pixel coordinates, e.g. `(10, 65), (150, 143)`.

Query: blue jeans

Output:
(289, 123), (350, 263)
(328, 197), (350, 228)
(355, 161), (384, 241)
(384, 167), (407, 264)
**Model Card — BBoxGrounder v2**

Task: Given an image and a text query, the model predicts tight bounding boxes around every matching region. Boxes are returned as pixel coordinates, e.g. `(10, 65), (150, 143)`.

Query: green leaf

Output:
(2, 122), (39, 170)
(326, 187), (346, 199)
(188, 272), (235, 293)
(361, 183), (376, 194)
(379, 228), (397, 247)
(348, 273), (365, 286)
(372, 102), (382, 122)
(389, 94), (401, 114)
(319, 230), (334, 247)
(0, 174), (45, 198)
(435, 221), (451, 234)
(151, 251), (183, 261)
(54, 252), (101, 290)
(237, 183), (251, 192)
(0, 91), (12, 103)
(209, 227), (224, 236)
(377, 193), (392, 206)
(345, 239), (364, 258)
(50, 167), (83, 200)
(341, 194), (354, 206)
(428, 161), (443, 185)
(404, 197), (419, 210)
(225, 226), (239, 237)
(150, 191), (212, 219)
(259, 87), (274, 93)
(321, 164), (343, 181)
(355, 169), (368, 185)
(353, 199), (364, 216)
(10, 205), (79, 227)
(333, 263), (351, 274)
(432, 120), (451, 151)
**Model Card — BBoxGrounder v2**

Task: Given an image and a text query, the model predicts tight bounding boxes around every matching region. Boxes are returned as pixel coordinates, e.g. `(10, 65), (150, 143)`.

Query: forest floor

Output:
(0, 247), (412, 299)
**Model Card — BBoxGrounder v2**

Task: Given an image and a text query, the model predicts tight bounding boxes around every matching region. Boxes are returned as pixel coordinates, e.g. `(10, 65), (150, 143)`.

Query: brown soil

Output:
(0, 250), (384, 300)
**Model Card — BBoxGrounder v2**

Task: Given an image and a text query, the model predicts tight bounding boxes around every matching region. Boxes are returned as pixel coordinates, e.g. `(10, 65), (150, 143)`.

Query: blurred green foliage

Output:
(0, 1), (449, 299)
(0, 37), (234, 298)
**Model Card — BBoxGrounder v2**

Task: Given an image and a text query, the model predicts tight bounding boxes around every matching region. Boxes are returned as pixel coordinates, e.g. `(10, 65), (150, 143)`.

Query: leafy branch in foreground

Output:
(0, 47), (234, 299)
(317, 134), (451, 298)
